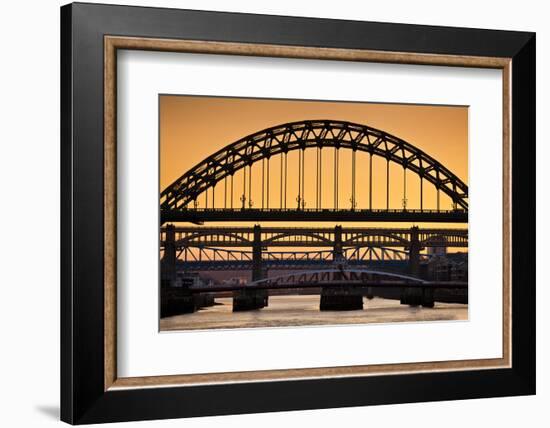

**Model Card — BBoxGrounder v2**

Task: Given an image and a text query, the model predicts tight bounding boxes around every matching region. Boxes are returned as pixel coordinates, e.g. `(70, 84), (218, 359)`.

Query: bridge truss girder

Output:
(160, 225), (468, 249)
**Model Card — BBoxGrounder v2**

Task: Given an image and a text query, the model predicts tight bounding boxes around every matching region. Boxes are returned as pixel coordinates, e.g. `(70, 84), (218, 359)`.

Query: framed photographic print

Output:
(60, 2), (535, 424)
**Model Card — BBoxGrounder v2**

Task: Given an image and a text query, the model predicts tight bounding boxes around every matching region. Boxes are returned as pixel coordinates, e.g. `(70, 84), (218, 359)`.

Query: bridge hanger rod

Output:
(369, 153), (373, 210)
(334, 147), (339, 209)
(230, 174), (234, 209)
(316, 147), (322, 209)
(351, 150), (356, 209)
(248, 164), (252, 208)
(301, 149), (305, 209)
(224, 176), (227, 209)
(280, 153), (283, 209)
(243, 167), (247, 209)
(316, 148), (319, 209)
(420, 175), (423, 211)
(403, 167), (407, 209)
(436, 170), (440, 211)
(319, 148), (322, 209)
(262, 158), (265, 209)
(284, 152), (288, 209)
(297, 150), (302, 209)
(386, 159), (390, 210)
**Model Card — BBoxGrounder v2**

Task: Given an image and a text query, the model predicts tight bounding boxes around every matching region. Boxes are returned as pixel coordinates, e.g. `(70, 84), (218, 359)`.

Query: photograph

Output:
(159, 95), (469, 331)
(0, 0), (541, 425)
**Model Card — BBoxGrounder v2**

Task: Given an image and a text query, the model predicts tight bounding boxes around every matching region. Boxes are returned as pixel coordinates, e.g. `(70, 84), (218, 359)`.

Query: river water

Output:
(160, 296), (467, 331)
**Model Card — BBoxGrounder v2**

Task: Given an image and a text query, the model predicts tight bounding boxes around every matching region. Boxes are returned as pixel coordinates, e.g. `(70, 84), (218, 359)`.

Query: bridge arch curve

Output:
(343, 232), (410, 247)
(161, 119), (468, 212)
(175, 231), (251, 247)
(263, 231), (333, 246)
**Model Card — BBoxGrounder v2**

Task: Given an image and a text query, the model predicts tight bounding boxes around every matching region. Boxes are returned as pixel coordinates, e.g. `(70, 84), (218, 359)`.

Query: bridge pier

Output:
(319, 226), (363, 311)
(320, 286), (364, 311)
(160, 225), (217, 316)
(233, 225), (269, 311)
(161, 288), (196, 317)
(400, 286), (435, 308)
(233, 289), (268, 311)
(365, 286), (375, 300)
(421, 287), (435, 308)
(160, 224), (197, 317)
(161, 224), (177, 287)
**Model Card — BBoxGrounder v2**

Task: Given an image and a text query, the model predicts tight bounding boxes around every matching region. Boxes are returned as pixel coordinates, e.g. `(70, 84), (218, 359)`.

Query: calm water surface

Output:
(160, 296), (468, 331)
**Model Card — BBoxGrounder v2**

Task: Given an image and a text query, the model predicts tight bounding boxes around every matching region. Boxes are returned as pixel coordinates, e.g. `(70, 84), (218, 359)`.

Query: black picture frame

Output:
(61, 2), (535, 424)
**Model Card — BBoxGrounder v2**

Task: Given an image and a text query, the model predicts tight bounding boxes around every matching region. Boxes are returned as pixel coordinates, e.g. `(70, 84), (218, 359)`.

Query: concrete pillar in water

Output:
(421, 287), (435, 308)
(320, 286), (364, 311)
(399, 286), (435, 307)
(400, 286), (423, 306)
(161, 287), (196, 317)
(233, 225), (269, 311)
(365, 286), (375, 300)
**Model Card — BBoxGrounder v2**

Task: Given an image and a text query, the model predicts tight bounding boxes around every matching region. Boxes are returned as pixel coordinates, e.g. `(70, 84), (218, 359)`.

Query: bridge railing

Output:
(170, 207), (467, 214)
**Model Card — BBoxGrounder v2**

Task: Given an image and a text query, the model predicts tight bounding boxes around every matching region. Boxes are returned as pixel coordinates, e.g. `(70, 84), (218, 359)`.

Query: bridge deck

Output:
(162, 208), (468, 224)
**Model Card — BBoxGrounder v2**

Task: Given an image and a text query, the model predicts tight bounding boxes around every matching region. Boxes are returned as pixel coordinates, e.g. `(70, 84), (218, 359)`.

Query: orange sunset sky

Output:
(160, 95), (468, 231)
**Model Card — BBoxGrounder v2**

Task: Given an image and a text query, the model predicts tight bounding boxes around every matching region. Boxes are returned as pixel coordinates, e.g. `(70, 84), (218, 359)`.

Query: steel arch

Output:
(263, 231), (333, 246)
(175, 231), (251, 247)
(161, 119), (468, 211)
(343, 232), (410, 247)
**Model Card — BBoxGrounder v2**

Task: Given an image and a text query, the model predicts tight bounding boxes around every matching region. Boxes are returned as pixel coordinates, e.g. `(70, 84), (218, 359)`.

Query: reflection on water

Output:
(160, 296), (468, 331)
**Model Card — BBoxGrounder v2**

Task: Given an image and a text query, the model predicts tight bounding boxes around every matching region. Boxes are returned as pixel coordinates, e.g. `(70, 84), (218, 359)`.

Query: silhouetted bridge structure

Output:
(161, 225), (467, 314)
(160, 120), (469, 316)
(173, 246), (431, 271)
(161, 225), (468, 248)
(167, 267), (467, 313)
(162, 225), (467, 276)
(161, 120), (468, 225)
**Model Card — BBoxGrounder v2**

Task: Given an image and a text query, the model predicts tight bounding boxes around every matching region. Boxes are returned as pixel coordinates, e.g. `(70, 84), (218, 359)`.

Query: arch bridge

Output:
(161, 225), (468, 249)
(172, 246), (432, 272)
(162, 225), (467, 284)
(160, 120), (468, 224)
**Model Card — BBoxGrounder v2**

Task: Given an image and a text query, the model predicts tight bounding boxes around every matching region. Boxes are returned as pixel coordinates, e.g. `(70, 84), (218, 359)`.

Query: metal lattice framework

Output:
(161, 120), (468, 213)
(169, 246), (431, 271)
(160, 226), (468, 248)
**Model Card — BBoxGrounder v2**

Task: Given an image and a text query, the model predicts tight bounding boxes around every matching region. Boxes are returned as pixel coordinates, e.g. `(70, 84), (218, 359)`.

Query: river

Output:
(160, 296), (467, 331)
